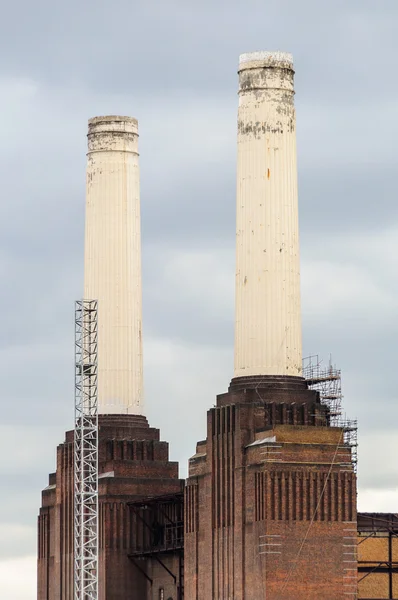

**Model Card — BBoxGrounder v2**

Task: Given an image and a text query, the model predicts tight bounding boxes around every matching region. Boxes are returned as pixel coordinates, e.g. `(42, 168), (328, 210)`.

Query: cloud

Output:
(358, 431), (398, 491)
(0, 425), (68, 558)
(303, 260), (395, 321)
(143, 244), (234, 345)
(0, 525), (37, 560)
(0, 556), (36, 600)
(0, 426), (63, 475)
(145, 336), (233, 478)
(358, 489), (398, 513)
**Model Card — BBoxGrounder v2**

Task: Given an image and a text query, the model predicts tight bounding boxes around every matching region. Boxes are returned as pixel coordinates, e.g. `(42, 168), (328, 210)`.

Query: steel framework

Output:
(303, 355), (343, 424)
(303, 355), (358, 473)
(127, 493), (184, 599)
(357, 513), (398, 599)
(74, 300), (99, 600)
(340, 418), (358, 473)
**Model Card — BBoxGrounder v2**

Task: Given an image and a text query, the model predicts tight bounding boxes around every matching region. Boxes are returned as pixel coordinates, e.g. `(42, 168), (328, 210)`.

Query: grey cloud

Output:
(0, 524), (37, 559)
(357, 430), (398, 490)
(1, 0), (397, 97)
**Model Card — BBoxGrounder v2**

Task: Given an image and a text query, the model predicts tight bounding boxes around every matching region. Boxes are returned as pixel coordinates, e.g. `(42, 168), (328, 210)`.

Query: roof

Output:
(357, 512), (398, 532)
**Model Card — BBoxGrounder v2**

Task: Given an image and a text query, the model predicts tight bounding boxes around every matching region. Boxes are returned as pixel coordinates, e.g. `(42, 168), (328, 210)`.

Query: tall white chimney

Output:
(84, 116), (143, 414)
(234, 51), (302, 379)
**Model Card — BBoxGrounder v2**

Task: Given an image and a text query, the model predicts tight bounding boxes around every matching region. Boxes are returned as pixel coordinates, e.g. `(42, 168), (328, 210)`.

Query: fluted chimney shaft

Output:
(234, 52), (302, 378)
(84, 116), (143, 414)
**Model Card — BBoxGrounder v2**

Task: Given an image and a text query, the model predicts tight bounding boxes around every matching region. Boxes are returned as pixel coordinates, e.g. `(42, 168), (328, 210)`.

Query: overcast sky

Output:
(1, 1), (398, 598)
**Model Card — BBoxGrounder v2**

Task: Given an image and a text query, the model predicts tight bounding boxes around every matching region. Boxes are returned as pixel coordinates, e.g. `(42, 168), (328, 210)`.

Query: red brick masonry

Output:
(37, 415), (183, 600)
(185, 377), (357, 600)
(38, 378), (357, 599)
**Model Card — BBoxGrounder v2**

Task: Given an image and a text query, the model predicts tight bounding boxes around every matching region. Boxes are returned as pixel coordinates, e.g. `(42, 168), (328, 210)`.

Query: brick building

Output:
(184, 51), (356, 599)
(358, 513), (398, 599)
(37, 115), (185, 599)
(183, 51), (357, 599)
(185, 378), (357, 599)
(37, 53), (361, 599)
(37, 415), (184, 600)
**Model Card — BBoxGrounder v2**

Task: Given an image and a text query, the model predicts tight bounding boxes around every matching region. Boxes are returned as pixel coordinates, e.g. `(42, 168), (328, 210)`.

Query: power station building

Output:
(37, 116), (183, 599)
(184, 51), (357, 600)
(37, 51), (393, 599)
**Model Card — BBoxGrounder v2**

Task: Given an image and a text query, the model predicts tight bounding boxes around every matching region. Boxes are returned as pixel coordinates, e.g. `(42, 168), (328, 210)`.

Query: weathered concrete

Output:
(234, 51), (302, 378)
(85, 116), (144, 414)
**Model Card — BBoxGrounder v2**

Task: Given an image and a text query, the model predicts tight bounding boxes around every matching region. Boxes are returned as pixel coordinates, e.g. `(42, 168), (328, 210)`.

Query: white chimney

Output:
(234, 52), (302, 378)
(84, 116), (143, 414)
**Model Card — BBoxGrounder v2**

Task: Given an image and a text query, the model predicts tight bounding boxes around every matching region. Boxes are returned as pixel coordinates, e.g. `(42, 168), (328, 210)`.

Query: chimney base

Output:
(214, 375), (329, 426)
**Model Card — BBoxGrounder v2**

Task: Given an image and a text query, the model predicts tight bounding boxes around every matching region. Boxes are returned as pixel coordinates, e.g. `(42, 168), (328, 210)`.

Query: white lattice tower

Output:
(74, 300), (98, 600)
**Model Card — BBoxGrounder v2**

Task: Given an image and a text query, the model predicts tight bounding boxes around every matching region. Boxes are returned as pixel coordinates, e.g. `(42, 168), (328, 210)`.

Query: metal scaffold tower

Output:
(303, 355), (358, 473)
(74, 300), (99, 600)
(302, 354), (343, 424)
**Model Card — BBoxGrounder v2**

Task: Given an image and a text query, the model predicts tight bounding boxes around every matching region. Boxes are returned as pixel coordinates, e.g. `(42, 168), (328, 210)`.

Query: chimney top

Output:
(239, 51), (293, 71)
(88, 115), (138, 126)
(87, 115), (138, 153)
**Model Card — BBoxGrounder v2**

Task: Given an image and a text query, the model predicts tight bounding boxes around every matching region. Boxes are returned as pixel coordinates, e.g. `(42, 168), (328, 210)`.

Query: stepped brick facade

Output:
(37, 415), (184, 600)
(185, 378), (357, 600)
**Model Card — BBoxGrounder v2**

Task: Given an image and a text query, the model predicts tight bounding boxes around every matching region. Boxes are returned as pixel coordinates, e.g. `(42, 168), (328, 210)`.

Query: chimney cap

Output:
(87, 115), (139, 152)
(239, 51), (293, 68)
(88, 115), (138, 126)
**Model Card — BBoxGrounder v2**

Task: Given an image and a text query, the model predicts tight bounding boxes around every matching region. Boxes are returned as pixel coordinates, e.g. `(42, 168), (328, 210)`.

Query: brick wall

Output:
(185, 384), (357, 599)
(37, 415), (183, 600)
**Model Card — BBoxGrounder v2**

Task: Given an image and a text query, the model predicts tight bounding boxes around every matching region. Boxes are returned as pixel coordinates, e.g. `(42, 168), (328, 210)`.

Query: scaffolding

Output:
(303, 355), (343, 424)
(303, 355), (358, 473)
(74, 300), (99, 600)
(340, 418), (358, 472)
